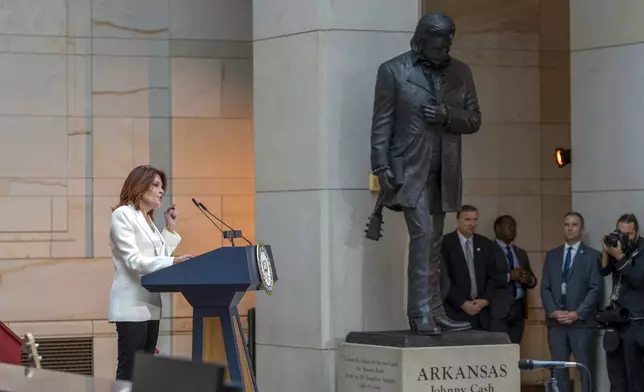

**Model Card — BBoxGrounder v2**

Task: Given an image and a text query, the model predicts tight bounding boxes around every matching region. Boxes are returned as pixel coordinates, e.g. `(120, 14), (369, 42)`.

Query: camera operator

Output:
(599, 214), (644, 392)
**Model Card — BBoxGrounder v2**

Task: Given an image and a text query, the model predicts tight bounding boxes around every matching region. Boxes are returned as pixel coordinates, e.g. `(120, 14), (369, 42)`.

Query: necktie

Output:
(506, 245), (518, 298)
(465, 239), (477, 299)
(562, 247), (573, 304)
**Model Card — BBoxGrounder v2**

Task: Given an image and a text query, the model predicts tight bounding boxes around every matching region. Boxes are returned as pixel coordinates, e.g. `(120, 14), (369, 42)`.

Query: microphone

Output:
(518, 359), (579, 370)
(191, 198), (234, 246)
(191, 198), (252, 246)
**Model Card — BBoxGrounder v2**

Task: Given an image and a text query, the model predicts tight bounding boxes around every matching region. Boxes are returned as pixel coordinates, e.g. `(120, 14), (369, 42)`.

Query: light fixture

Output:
(554, 148), (571, 168)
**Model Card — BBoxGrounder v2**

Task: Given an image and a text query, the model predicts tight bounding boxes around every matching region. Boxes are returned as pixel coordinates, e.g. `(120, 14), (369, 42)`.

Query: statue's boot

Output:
(409, 314), (441, 336)
(428, 259), (471, 332)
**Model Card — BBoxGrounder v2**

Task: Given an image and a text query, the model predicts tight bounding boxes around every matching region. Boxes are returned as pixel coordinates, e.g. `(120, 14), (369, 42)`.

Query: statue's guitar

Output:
(364, 191), (386, 241)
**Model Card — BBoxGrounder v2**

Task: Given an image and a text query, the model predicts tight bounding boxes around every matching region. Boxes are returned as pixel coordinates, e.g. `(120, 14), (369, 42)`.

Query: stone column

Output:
(253, 1), (417, 390)
(570, 1), (644, 390)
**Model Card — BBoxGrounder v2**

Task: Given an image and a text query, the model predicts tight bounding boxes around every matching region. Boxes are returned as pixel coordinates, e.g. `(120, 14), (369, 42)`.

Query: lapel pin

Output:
(476, 248), (481, 252)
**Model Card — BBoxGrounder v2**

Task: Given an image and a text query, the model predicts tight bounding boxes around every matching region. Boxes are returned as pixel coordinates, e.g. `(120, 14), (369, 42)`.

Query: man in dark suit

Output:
(369, 12), (480, 335)
(540, 212), (602, 392)
(489, 215), (537, 344)
(441, 205), (509, 330)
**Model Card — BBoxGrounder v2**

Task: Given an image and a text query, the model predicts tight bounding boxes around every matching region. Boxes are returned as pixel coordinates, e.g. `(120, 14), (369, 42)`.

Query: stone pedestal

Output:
(338, 330), (520, 392)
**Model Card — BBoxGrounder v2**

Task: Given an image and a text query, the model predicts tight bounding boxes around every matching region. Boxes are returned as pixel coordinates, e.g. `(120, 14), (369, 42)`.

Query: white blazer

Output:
(108, 204), (181, 322)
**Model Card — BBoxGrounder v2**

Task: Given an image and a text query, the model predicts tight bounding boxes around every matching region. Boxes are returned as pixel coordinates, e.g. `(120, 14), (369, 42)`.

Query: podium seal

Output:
(256, 243), (274, 295)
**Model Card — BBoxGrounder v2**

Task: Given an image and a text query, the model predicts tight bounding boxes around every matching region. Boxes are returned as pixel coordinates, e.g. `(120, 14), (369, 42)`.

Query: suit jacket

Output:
(491, 242), (537, 320)
(540, 243), (603, 328)
(370, 51), (481, 212)
(441, 232), (508, 328)
(108, 204), (181, 322)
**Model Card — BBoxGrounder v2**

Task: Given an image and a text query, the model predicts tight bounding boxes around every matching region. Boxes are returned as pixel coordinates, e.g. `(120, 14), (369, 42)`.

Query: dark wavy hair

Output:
(410, 12), (456, 53)
(113, 165), (167, 219)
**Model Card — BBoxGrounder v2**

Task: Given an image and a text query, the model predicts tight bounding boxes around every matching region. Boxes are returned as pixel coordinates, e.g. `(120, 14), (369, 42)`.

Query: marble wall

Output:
(570, 1), (644, 390)
(0, 0), (253, 380)
(421, 0), (571, 387)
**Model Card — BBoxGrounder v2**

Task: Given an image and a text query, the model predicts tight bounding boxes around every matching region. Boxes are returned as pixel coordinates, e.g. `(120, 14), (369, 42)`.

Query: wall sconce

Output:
(554, 148), (571, 168)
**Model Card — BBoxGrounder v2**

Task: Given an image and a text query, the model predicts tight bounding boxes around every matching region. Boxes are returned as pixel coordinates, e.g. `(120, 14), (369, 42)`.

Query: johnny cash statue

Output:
(365, 12), (482, 335)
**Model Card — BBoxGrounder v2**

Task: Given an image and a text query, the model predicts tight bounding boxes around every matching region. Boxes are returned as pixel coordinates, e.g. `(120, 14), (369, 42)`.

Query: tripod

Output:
(544, 368), (560, 392)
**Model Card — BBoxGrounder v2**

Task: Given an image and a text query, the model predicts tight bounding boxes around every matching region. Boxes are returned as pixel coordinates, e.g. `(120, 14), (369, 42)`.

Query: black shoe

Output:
(409, 316), (441, 336)
(433, 315), (471, 331)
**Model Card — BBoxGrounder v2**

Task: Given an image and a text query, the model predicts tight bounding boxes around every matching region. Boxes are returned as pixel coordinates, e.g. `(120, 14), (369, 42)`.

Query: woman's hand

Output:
(173, 255), (193, 264)
(165, 204), (178, 232)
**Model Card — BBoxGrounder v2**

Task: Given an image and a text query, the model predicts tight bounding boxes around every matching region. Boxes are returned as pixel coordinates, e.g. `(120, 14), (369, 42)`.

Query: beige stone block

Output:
(93, 117), (150, 178)
(0, 196), (51, 232)
(570, 0), (644, 51)
(68, 117), (91, 179)
(526, 251), (545, 309)
(462, 123), (541, 180)
(67, 55), (92, 117)
(498, 196), (542, 252)
(0, 54), (66, 116)
(172, 333), (193, 359)
(91, 0), (170, 39)
(171, 57), (222, 118)
(92, 56), (170, 117)
(92, 38), (170, 57)
(472, 66), (540, 123)
(172, 178), (255, 196)
(541, 125), (571, 180)
(172, 119), (253, 179)
(540, 52), (570, 124)
(0, 258), (113, 322)
(520, 321), (549, 384)
(7, 320), (93, 338)
(0, 36), (67, 54)
(0, 232), (51, 242)
(93, 179), (125, 197)
(0, 241), (50, 259)
(7, 179), (67, 197)
(52, 197), (68, 231)
(463, 179), (541, 197)
(540, 0), (569, 51)
(173, 293), (194, 318)
(542, 196), (572, 251)
(450, 48), (539, 67)
(542, 180), (571, 196)
(51, 196), (90, 258)
(93, 336), (118, 380)
(67, 0), (91, 37)
(423, 0), (540, 50)
(0, 0), (66, 36)
(171, 195), (224, 256)
(0, 116), (67, 178)
(338, 341), (520, 391)
(92, 320), (116, 336)
(93, 196), (117, 258)
(221, 59), (253, 119)
(170, 0), (252, 40)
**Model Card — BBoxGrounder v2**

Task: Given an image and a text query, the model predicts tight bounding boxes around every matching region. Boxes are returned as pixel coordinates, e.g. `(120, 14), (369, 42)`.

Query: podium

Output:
(142, 244), (277, 392)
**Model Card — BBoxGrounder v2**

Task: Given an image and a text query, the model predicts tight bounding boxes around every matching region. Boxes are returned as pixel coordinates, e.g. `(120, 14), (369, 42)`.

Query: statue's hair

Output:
(410, 12), (456, 53)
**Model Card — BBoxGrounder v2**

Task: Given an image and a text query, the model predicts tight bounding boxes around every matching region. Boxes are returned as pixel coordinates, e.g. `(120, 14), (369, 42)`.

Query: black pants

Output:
(402, 171), (445, 319)
(489, 300), (526, 344)
(606, 320), (644, 392)
(115, 320), (160, 381)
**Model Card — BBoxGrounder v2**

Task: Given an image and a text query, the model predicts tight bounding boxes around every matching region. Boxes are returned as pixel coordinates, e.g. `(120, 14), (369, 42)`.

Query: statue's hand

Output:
(422, 104), (448, 124)
(377, 168), (397, 192)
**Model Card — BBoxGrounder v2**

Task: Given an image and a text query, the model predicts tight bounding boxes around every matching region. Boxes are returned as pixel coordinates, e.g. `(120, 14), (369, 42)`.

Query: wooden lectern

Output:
(142, 244), (277, 392)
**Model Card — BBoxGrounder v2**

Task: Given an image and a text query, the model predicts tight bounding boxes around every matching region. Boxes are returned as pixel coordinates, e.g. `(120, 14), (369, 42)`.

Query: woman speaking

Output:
(108, 165), (191, 381)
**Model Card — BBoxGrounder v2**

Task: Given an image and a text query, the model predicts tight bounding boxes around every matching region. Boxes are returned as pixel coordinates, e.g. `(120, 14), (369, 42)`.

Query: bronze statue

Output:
(366, 12), (481, 335)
